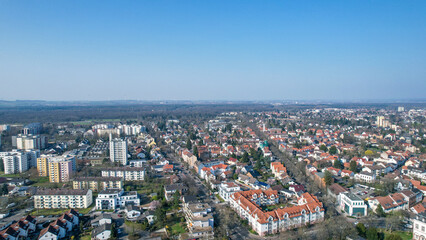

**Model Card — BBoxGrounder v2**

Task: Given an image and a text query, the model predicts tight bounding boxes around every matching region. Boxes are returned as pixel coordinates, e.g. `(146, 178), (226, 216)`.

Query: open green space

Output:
(170, 222), (186, 235)
(31, 204), (93, 216)
(383, 230), (412, 240)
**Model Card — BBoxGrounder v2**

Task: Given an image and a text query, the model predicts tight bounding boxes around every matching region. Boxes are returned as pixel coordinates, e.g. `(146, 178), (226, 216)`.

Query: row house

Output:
(326, 167), (341, 176)
(368, 192), (409, 213)
(341, 170), (354, 178)
(0, 215), (36, 239)
(38, 209), (79, 240)
(402, 166), (426, 181)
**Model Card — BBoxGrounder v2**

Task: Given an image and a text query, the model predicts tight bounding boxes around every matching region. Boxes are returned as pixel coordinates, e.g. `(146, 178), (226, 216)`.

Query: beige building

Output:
(34, 189), (93, 209)
(73, 177), (123, 192)
(14, 134), (46, 150)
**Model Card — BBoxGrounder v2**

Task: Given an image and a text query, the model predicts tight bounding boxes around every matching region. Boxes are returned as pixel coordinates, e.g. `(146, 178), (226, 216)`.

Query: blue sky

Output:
(0, 1), (425, 101)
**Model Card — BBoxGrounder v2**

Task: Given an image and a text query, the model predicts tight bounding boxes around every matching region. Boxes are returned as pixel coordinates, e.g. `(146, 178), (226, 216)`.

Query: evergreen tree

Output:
(241, 152), (249, 163)
(0, 158), (4, 172)
(329, 145), (337, 155)
(193, 146), (198, 157)
(324, 170), (333, 186)
(350, 160), (357, 172)
(186, 138), (192, 150)
(333, 159), (343, 169)
(320, 144), (328, 152)
(366, 227), (379, 240)
(376, 204), (386, 217)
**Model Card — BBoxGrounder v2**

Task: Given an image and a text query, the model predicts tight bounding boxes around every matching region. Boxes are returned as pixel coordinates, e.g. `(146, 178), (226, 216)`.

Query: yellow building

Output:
(36, 156), (49, 177)
(48, 159), (73, 183)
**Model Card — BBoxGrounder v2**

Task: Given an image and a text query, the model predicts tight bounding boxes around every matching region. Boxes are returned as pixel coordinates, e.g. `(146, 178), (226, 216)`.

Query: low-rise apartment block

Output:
(96, 189), (140, 210)
(219, 182), (241, 202)
(34, 189), (93, 209)
(101, 167), (145, 181)
(183, 202), (214, 239)
(73, 177), (123, 192)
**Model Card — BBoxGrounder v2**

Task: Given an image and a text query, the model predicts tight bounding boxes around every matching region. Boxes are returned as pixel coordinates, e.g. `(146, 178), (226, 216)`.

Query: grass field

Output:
(215, 194), (225, 203)
(71, 118), (125, 125)
(31, 204), (93, 216)
(79, 234), (91, 240)
(170, 223), (186, 235)
(383, 230), (412, 240)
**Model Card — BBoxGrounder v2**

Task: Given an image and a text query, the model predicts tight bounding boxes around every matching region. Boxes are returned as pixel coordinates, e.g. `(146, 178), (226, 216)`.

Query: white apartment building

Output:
(413, 212), (426, 240)
(96, 189), (140, 210)
(109, 135), (128, 165)
(355, 171), (376, 183)
(338, 192), (367, 217)
(34, 189), (93, 209)
(0, 149), (40, 174)
(1, 151), (28, 174)
(101, 167), (145, 181)
(219, 182), (241, 202)
(117, 124), (145, 136)
(13, 134), (46, 150)
(183, 202), (214, 238)
(376, 116), (390, 128)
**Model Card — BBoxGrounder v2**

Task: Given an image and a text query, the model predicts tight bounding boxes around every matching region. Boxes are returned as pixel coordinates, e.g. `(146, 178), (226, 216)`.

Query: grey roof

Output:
(92, 223), (112, 236)
(99, 189), (122, 195)
(35, 188), (89, 196)
(342, 192), (363, 201)
(73, 176), (122, 181)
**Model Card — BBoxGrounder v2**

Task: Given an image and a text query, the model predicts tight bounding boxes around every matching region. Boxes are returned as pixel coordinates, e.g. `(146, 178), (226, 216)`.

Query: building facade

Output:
(95, 189), (140, 210)
(413, 212), (426, 240)
(73, 177), (123, 192)
(229, 190), (324, 236)
(109, 135), (128, 165)
(101, 167), (145, 181)
(0, 150), (40, 174)
(13, 134), (46, 150)
(338, 192), (367, 217)
(219, 182), (241, 202)
(34, 189), (93, 209)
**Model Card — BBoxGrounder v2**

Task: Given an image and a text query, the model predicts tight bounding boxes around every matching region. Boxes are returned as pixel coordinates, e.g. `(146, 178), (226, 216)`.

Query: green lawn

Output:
(170, 223), (186, 235)
(0, 173), (23, 178)
(31, 204), (93, 216)
(215, 194), (225, 203)
(383, 231), (412, 240)
(79, 234), (92, 240)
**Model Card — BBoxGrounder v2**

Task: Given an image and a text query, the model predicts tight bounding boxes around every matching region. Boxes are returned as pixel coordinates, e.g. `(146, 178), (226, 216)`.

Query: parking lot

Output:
(351, 184), (376, 200)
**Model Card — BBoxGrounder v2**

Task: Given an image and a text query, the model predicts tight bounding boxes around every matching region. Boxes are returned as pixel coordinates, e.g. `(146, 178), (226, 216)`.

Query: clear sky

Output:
(0, 1), (425, 101)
